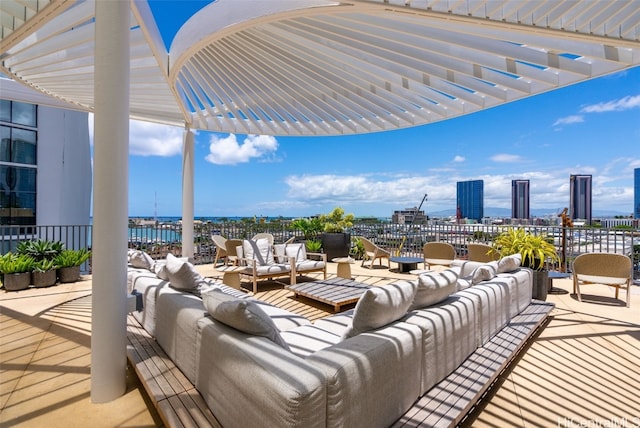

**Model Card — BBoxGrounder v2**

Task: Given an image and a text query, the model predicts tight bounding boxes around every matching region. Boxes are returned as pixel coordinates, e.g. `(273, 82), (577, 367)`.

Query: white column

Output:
(182, 128), (195, 259)
(91, 0), (129, 402)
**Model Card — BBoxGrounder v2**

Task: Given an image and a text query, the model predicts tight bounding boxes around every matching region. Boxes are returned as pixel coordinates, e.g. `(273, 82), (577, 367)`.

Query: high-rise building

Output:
(511, 179), (530, 220)
(570, 174), (592, 225)
(635, 168), (640, 219)
(456, 180), (483, 222)
(1, 78), (91, 248)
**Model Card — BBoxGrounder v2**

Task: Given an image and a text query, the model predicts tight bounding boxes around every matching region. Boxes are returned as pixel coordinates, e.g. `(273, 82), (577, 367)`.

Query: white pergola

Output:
(2, 0), (639, 402)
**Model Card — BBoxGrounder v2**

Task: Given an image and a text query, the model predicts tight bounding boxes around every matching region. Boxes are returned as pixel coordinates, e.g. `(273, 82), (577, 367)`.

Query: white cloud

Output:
(129, 120), (184, 156)
(205, 134), (279, 165)
(280, 165), (635, 215)
(453, 155), (465, 162)
(580, 95), (640, 113)
(552, 115), (584, 127)
(491, 154), (523, 163)
(88, 114), (184, 156)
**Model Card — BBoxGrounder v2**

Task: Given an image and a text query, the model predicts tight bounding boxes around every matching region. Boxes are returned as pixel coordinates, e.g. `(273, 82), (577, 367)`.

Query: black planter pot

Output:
(321, 232), (351, 261)
(32, 270), (57, 288)
(58, 266), (80, 283)
(3, 272), (31, 291)
(531, 269), (548, 301)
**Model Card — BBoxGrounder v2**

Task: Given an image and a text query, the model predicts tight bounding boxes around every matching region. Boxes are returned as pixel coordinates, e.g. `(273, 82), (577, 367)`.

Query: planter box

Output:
(3, 272), (31, 291)
(58, 266), (80, 283)
(32, 270), (57, 288)
(531, 270), (548, 301)
(321, 232), (351, 261)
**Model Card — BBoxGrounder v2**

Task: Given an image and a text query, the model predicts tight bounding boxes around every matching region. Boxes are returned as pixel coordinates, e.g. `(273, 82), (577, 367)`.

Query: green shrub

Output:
(16, 239), (64, 261)
(0, 253), (36, 274)
(54, 249), (91, 268)
(305, 239), (322, 252)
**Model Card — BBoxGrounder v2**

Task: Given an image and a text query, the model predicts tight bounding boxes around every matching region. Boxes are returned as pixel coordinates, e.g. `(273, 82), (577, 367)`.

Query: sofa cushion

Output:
(280, 325), (342, 358)
(165, 253), (204, 293)
(470, 261), (499, 284)
(497, 253), (522, 273)
(129, 250), (154, 270)
(413, 268), (458, 309)
(343, 281), (417, 339)
(242, 238), (274, 266)
(285, 243), (307, 261)
(202, 289), (290, 350)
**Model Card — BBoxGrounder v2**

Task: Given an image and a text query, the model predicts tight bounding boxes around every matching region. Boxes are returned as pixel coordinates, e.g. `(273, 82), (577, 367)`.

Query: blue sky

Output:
(123, 1), (640, 219)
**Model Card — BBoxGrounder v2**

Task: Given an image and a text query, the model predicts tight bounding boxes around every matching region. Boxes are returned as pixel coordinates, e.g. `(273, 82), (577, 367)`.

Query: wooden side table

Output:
(216, 265), (245, 290)
(332, 257), (355, 279)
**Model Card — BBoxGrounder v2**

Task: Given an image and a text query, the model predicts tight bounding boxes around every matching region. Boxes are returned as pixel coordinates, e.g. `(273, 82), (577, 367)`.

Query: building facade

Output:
(456, 180), (484, 222)
(569, 174), (592, 225)
(392, 207), (427, 224)
(511, 179), (530, 220)
(1, 78), (92, 231)
(635, 167), (639, 219)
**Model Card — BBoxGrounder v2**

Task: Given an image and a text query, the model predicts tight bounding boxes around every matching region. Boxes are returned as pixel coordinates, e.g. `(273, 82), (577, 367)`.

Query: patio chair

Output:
(467, 243), (499, 263)
(423, 242), (456, 270)
(211, 235), (228, 266)
(357, 236), (390, 269)
(572, 252), (632, 307)
(224, 238), (243, 266)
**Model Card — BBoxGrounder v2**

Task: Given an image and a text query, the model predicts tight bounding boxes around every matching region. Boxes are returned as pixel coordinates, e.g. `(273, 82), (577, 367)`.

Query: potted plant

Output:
(305, 239), (322, 253)
(32, 259), (58, 288)
(1, 253), (36, 291)
(17, 239), (64, 262)
(54, 248), (91, 283)
(319, 207), (354, 261)
(490, 228), (559, 300)
(290, 217), (324, 242)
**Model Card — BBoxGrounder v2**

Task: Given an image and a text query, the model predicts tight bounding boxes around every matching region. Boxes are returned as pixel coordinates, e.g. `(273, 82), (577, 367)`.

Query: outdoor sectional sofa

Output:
(127, 250), (548, 427)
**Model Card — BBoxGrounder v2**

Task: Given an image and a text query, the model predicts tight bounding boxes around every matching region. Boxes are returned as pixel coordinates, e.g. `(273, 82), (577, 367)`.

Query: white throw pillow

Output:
(165, 253), (203, 292)
(129, 250), (154, 270)
(413, 268), (458, 309)
(285, 243), (307, 261)
(497, 254), (522, 273)
(470, 261), (499, 284)
(343, 281), (417, 339)
(242, 238), (274, 266)
(202, 289), (290, 350)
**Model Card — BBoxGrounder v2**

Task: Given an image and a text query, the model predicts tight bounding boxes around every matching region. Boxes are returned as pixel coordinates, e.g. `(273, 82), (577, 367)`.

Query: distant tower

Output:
(511, 179), (530, 220)
(570, 174), (592, 225)
(457, 180), (484, 222)
(635, 168), (640, 219)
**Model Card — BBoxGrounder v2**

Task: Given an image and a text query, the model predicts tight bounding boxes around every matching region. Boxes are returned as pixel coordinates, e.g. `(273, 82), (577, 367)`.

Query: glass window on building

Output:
(0, 166), (36, 225)
(0, 100), (37, 226)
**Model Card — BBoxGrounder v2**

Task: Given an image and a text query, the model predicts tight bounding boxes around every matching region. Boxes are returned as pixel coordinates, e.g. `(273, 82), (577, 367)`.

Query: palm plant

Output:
(490, 228), (559, 270)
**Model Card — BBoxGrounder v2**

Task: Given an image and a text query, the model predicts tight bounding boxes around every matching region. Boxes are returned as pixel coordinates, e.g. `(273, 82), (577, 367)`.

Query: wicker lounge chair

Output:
(423, 242), (456, 270)
(357, 236), (391, 269)
(572, 252), (632, 307)
(211, 235), (228, 266)
(467, 243), (499, 263)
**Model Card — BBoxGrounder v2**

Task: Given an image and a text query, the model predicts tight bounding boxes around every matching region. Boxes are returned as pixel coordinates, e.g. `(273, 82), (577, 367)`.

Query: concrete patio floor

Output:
(1, 262), (638, 427)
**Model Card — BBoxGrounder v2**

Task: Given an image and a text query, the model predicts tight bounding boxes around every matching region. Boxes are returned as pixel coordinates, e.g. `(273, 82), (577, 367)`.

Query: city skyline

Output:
(116, 2), (640, 219)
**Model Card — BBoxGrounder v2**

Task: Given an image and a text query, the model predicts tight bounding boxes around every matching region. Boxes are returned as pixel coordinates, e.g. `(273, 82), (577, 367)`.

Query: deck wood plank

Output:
(393, 301), (554, 427)
(127, 314), (217, 428)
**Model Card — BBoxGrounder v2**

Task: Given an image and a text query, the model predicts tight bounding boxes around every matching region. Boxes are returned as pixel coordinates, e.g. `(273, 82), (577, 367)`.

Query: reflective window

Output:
(11, 128), (37, 164)
(11, 101), (37, 127)
(0, 100), (37, 225)
(0, 100), (10, 122)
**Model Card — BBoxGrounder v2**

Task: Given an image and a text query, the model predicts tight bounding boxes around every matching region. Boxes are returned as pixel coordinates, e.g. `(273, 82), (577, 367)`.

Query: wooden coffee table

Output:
(287, 277), (370, 311)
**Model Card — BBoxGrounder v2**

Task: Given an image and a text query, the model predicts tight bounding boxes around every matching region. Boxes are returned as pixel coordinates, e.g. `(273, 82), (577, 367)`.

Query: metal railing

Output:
(2, 221), (638, 278)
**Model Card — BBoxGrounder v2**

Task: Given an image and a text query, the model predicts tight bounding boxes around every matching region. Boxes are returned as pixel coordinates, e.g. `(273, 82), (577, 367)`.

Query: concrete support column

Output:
(182, 128), (195, 259)
(91, 0), (129, 403)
